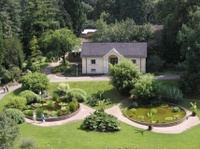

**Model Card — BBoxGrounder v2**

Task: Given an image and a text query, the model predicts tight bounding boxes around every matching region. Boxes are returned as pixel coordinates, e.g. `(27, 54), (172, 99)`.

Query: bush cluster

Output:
(20, 90), (40, 104)
(81, 111), (121, 132)
(20, 72), (49, 93)
(3, 108), (25, 124)
(6, 97), (27, 110)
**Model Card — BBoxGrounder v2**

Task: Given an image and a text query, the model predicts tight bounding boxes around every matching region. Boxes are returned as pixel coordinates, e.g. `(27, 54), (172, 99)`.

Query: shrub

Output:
(109, 59), (141, 95)
(56, 83), (70, 95)
(57, 110), (63, 116)
(35, 108), (43, 117)
(52, 93), (59, 101)
(23, 110), (34, 116)
(19, 138), (36, 149)
(130, 74), (161, 103)
(160, 85), (183, 103)
(147, 55), (164, 73)
(81, 111), (121, 132)
(3, 108), (25, 124)
(6, 97), (27, 110)
(69, 98), (79, 112)
(20, 90), (40, 104)
(67, 88), (87, 102)
(51, 61), (72, 73)
(172, 106), (180, 112)
(20, 72), (49, 93)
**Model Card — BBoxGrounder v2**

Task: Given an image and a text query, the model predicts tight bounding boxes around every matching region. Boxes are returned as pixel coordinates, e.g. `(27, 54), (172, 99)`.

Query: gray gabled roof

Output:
(81, 42), (147, 58)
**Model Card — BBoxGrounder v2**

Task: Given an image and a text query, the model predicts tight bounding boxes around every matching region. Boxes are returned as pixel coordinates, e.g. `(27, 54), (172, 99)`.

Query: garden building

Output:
(81, 42), (147, 74)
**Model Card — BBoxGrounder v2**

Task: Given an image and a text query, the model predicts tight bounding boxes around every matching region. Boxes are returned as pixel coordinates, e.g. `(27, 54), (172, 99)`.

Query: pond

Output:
(124, 103), (187, 126)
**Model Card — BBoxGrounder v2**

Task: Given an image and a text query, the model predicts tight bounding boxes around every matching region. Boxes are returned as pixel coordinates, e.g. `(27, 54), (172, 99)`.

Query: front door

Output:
(110, 57), (118, 65)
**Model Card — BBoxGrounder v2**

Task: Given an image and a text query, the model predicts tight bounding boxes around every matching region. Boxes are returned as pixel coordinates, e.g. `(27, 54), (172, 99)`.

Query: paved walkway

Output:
(0, 62), (199, 134)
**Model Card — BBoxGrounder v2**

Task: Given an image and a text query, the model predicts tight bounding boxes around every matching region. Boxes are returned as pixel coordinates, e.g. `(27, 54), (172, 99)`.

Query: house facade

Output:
(81, 42), (147, 74)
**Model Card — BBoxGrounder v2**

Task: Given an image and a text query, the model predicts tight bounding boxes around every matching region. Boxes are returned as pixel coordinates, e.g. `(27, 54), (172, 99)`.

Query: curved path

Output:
(0, 62), (199, 134)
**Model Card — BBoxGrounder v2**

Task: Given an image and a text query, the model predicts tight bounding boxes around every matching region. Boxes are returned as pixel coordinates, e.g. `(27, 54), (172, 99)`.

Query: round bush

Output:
(6, 97), (27, 110)
(147, 55), (164, 73)
(20, 138), (36, 149)
(81, 111), (121, 132)
(67, 88), (87, 102)
(20, 72), (49, 93)
(20, 90), (40, 104)
(56, 83), (70, 95)
(3, 108), (25, 124)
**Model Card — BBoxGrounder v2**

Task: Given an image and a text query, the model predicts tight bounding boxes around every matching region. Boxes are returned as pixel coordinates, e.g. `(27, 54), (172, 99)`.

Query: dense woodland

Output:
(0, 0), (200, 93)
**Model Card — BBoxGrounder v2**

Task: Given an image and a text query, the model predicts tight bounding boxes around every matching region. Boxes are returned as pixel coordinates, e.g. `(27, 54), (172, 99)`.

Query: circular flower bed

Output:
(124, 103), (187, 127)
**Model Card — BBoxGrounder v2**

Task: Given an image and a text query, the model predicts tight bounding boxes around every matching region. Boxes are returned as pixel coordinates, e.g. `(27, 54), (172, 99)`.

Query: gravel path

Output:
(0, 62), (199, 134)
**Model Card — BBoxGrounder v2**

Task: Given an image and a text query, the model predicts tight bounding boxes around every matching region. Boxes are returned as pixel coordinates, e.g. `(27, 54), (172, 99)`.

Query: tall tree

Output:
(0, 0), (22, 37)
(41, 28), (81, 64)
(178, 10), (200, 93)
(119, 0), (154, 24)
(4, 37), (24, 69)
(63, 0), (86, 36)
(159, 0), (199, 64)
(21, 0), (60, 56)
(0, 22), (5, 69)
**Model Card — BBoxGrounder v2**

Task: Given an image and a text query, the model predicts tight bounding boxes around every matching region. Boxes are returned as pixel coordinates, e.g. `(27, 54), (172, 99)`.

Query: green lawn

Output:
(1, 80), (200, 149)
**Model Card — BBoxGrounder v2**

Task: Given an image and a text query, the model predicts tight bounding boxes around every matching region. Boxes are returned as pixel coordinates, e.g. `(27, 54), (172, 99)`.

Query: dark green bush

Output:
(67, 88), (87, 102)
(160, 85), (183, 103)
(20, 72), (49, 93)
(52, 93), (59, 101)
(6, 97), (27, 110)
(35, 108), (43, 117)
(19, 138), (36, 149)
(57, 110), (63, 116)
(20, 90), (40, 104)
(81, 111), (121, 132)
(147, 55), (164, 73)
(3, 108), (25, 124)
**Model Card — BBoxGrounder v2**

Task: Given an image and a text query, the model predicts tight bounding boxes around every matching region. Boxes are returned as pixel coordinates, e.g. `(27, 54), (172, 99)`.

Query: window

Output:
(91, 69), (96, 72)
(132, 59), (136, 64)
(91, 59), (96, 64)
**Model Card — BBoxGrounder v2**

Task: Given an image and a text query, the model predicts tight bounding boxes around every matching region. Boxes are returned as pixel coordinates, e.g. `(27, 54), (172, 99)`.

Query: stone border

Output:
(123, 103), (187, 127)
(26, 104), (81, 122)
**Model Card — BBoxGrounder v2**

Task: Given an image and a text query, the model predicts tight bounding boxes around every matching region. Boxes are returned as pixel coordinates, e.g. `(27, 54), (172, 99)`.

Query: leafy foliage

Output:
(20, 90), (40, 104)
(177, 10), (200, 93)
(67, 88), (87, 102)
(130, 74), (161, 103)
(91, 18), (153, 42)
(109, 59), (141, 95)
(147, 55), (165, 73)
(81, 111), (121, 132)
(3, 108), (25, 124)
(6, 97), (27, 110)
(20, 72), (50, 93)
(0, 113), (19, 148)
(159, 85), (183, 104)
(56, 83), (70, 96)
(40, 28), (81, 64)
(52, 61), (72, 74)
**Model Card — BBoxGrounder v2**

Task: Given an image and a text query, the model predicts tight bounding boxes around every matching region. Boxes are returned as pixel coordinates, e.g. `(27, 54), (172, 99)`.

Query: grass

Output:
(1, 80), (200, 148)
(14, 121), (200, 149)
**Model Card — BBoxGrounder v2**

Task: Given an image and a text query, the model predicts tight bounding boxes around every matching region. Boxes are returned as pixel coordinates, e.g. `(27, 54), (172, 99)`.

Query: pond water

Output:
(124, 104), (186, 125)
